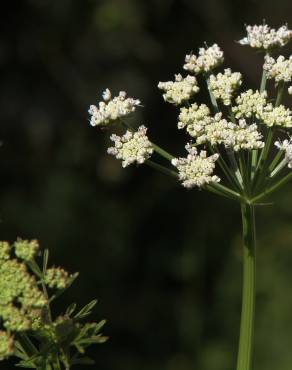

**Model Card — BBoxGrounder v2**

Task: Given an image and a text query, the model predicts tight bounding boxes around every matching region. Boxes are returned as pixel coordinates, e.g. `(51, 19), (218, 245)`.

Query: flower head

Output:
(232, 90), (267, 119)
(107, 126), (153, 167)
(209, 69), (242, 106)
(44, 267), (72, 290)
(275, 139), (292, 168)
(158, 74), (199, 105)
(0, 241), (47, 332)
(178, 103), (212, 137)
(183, 44), (224, 74)
(260, 104), (292, 127)
(14, 239), (39, 261)
(88, 90), (140, 127)
(239, 23), (292, 50)
(263, 55), (292, 83)
(171, 144), (220, 188)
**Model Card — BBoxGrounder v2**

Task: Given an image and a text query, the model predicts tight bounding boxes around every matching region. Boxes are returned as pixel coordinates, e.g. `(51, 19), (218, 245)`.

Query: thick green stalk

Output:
(236, 203), (256, 370)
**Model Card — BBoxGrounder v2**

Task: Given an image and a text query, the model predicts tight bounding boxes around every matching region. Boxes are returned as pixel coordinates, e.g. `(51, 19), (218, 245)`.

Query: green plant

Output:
(0, 239), (107, 369)
(89, 22), (292, 370)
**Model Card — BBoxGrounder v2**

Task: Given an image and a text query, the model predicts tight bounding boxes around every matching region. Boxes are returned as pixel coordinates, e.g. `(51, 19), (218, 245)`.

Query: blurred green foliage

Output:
(1, 1), (292, 369)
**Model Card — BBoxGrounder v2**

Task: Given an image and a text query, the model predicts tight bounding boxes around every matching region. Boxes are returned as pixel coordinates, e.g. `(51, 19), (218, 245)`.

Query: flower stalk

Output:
(236, 203), (256, 370)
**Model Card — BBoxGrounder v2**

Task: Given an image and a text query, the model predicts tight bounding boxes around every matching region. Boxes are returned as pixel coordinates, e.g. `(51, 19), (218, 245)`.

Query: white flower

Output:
(157, 74), (199, 105)
(209, 69), (242, 106)
(171, 144), (220, 188)
(232, 90), (267, 119)
(183, 44), (224, 74)
(107, 126), (153, 167)
(275, 139), (292, 168)
(260, 104), (292, 127)
(102, 88), (112, 101)
(232, 119), (264, 151)
(239, 23), (292, 50)
(263, 55), (292, 83)
(88, 90), (140, 127)
(288, 86), (292, 95)
(178, 103), (212, 137)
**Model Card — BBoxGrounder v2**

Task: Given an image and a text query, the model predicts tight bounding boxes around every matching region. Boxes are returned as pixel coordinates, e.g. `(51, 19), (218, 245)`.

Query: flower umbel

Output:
(107, 126), (153, 167)
(239, 23), (292, 50)
(209, 68), (242, 106)
(158, 74), (199, 105)
(183, 44), (224, 74)
(263, 55), (292, 83)
(88, 90), (140, 127)
(171, 144), (220, 188)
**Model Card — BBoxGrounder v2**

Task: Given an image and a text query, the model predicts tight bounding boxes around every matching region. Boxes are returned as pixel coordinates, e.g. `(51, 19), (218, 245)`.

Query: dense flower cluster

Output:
(263, 55), (292, 83)
(183, 44), (224, 74)
(171, 144), (220, 188)
(178, 106), (263, 150)
(108, 126), (153, 167)
(0, 241), (47, 333)
(158, 74), (199, 105)
(275, 139), (292, 168)
(14, 239), (39, 261)
(88, 90), (140, 127)
(209, 69), (242, 105)
(261, 105), (292, 127)
(44, 267), (72, 290)
(239, 24), (292, 50)
(232, 90), (267, 119)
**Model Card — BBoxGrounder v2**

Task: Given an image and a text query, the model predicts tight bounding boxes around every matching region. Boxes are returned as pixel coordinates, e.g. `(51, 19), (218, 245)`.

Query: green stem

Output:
(206, 75), (219, 113)
(260, 69), (267, 93)
(145, 159), (177, 178)
(236, 203), (256, 370)
(275, 81), (285, 107)
(151, 142), (174, 161)
(251, 171), (292, 204)
(206, 182), (241, 202)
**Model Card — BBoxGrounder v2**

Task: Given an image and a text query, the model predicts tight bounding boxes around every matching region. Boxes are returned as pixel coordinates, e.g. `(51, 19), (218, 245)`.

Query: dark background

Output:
(1, 1), (292, 369)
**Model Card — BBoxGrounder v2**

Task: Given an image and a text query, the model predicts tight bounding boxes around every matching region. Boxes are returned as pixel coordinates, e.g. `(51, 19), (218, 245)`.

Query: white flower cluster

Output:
(263, 55), (292, 83)
(239, 24), (292, 50)
(183, 44), (224, 74)
(275, 139), (292, 168)
(260, 105), (292, 127)
(171, 144), (220, 188)
(209, 69), (242, 105)
(157, 74), (199, 105)
(107, 126), (153, 167)
(178, 103), (212, 137)
(179, 105), (264, 151)
(232, 119), (264, 151)
(88, 89), (141, 127)
(232, 90), (267, 119)
(232, 89), (292, 127)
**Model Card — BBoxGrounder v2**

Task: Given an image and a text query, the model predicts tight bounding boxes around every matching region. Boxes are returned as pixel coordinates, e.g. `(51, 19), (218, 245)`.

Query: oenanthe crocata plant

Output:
(0, 239), (107, 369)
(89, 22), (292, 370)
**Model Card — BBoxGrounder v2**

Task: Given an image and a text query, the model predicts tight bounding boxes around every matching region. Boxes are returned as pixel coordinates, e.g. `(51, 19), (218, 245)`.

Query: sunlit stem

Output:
(236, 203), (256, 370)
(260, 68), (267, 94)
(275, 81), (285, 107)
(251, 172), (292, 204)
(269, 149), (284, 173)
(206, 182), (241, 202)
(270, 158), (287, 178)
(206, 74), (219, 113)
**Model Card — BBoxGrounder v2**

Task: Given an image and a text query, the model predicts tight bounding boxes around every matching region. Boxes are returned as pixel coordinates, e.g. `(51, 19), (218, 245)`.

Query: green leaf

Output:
(74, 300), (98, 320)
